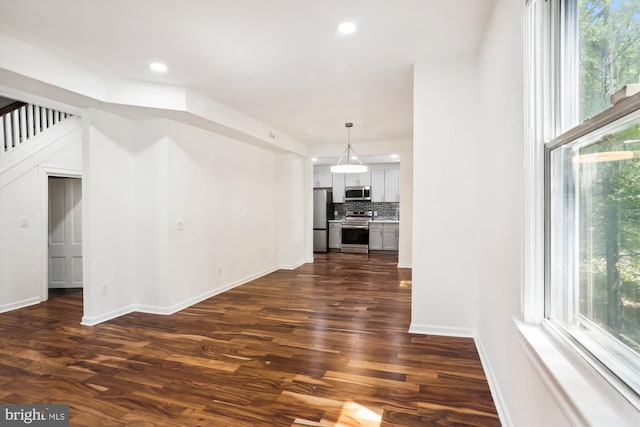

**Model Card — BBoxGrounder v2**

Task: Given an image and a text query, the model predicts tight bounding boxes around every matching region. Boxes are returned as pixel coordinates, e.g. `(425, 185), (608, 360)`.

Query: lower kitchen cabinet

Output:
(382, 223), (399, 250)
(369, 222), (398, 251)
(329, 222), (342, 249)
(369, 223), (383, 250)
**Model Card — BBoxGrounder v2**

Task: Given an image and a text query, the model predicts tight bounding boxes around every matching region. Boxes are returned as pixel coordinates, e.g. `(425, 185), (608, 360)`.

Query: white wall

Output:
(163, 120), (305, 310)
(411, 54), (482, 336)
(0, 118), (82, 313)
(82, 109), (137, 323)
(0, 168), (41, 310)
(475, 1), (568, 425)
(276, 153), (307, 269)
(79, 113), (309, 321)
(133, 120), (170, 310)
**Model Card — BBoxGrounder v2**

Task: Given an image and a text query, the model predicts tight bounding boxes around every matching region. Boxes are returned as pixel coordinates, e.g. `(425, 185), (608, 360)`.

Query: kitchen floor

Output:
(0, 253), (499, 426)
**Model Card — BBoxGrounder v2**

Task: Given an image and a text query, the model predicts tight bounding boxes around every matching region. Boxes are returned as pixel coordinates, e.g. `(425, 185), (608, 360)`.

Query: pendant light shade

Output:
(331, 122), (368, 174)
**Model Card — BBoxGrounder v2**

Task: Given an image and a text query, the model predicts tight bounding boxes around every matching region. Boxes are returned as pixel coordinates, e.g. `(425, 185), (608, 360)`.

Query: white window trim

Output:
(521, 0), (640, 424)
(517, 320), (640, 425)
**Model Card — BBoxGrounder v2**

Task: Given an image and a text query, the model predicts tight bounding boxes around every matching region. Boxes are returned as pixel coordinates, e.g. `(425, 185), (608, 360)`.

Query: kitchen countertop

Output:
(329, 218), (400, 223)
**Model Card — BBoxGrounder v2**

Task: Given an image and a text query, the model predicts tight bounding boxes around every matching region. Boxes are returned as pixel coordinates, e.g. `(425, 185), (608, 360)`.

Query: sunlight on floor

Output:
(292, 401), (382, 427)
(336, 401), (383, 426)
(398, 280), (411, 288)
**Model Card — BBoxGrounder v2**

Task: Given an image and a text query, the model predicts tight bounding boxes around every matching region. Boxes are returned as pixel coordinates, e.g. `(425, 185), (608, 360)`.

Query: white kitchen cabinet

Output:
(332, 173), (345, 203)
(382, 223), (399, 250)
(369, 223), (383, 250)
(384, 168), (400, 202)
(344, 171), (371, 187)
(329, 222), (342, 249)
(313, 167), (333, 188)
(369, 222), (399, 251)
(371, 169), (385, 202)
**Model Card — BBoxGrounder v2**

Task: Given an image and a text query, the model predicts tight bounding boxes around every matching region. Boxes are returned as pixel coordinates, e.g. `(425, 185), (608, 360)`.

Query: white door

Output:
(48, 177), (83, 289)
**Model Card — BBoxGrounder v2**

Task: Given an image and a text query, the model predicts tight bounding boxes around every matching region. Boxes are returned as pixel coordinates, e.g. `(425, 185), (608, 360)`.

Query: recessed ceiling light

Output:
(390, 154), (399, 159)
(338, 21), (357, 34)
(149, 62), (168, 73)
(312, 158), (318, 162)
(351, 155), (358, 160)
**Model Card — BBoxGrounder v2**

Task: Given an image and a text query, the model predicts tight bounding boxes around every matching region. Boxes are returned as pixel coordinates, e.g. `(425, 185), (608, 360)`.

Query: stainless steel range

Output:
(341, 211), (372, 254)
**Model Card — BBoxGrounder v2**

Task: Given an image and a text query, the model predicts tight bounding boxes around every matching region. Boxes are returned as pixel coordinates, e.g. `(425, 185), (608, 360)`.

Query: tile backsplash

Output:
(334, 202), (399, 219)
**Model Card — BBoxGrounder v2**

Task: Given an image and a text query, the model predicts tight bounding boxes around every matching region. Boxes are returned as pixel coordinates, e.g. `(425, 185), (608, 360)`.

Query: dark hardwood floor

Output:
(0, 253), (500, 426)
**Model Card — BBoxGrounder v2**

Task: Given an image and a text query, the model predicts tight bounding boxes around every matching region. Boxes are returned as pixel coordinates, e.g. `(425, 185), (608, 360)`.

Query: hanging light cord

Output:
(335, 125), (364, 167)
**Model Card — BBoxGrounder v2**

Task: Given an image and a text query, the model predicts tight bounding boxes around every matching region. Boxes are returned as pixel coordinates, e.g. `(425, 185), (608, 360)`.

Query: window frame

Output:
(544, 95), (640, 406)
(524, 0), (640, 416)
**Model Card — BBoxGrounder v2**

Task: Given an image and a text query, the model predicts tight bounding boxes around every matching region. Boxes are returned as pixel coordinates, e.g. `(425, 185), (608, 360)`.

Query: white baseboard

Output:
(85, 266), (281, 323)
(397, 263), (412, 269)
(408, 323), (476, 338)
(474, 336), (513, 427)
(0, 296), (40, 313)
(279, 260), (306, 270)
(81, 304), (136, 326)
(136, 285), (232, 316)
(146, 266), (279, 315)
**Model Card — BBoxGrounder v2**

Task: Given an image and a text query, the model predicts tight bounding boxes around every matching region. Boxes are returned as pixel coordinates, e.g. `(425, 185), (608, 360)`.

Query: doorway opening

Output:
(47, 176), (83, 300)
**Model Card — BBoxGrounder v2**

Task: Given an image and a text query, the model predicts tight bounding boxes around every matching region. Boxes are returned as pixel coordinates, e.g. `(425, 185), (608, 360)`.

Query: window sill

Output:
(515, 319), (640, 426)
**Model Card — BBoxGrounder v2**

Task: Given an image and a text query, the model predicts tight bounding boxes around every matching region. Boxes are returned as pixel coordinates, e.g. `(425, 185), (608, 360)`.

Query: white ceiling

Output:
(0, 0), (493, 146)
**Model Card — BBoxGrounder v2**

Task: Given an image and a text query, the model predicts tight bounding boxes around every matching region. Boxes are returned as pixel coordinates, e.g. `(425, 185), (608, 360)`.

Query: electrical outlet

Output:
(176, 220), (184, 230)
(101, 283), (108, 296)
(19, 216), (29, 227)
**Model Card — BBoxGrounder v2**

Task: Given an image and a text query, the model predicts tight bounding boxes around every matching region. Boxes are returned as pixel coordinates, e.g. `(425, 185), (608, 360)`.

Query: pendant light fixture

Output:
(331, 122), (368, 173)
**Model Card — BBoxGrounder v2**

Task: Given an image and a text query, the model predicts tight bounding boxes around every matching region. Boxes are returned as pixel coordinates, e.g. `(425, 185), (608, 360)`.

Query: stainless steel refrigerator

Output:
(313, 188), (334, 252)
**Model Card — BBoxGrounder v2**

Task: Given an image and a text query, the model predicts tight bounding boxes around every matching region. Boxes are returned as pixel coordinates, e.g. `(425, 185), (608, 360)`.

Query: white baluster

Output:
(5, 114), (13, 151)
(34, 106), (41, 134)
(19, 106), (27, 144)
(12, 110), (19, 147)
(27, 105), (34, 139)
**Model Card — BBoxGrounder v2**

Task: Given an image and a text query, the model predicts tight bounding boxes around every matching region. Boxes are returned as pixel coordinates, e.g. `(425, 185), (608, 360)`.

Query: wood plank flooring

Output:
(0, 253), (500, 426)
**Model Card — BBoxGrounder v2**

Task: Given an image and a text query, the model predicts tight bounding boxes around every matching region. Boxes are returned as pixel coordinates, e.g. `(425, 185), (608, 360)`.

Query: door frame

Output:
(39, 166), (82, 302)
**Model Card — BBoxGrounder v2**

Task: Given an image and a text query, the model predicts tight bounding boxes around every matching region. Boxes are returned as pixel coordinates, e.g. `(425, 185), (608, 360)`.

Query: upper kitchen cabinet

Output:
(371, 169), (385, 202)
(332, 173), (345, 203)
(384, 168), (400, 202)
(344, 171), (371, 187)
(313, 167), (333, 188)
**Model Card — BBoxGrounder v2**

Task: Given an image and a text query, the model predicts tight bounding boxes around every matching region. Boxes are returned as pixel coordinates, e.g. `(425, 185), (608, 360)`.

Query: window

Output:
(533, 0), (640, 403)
(548, 113), (640, 395)
(578, 0), (640, 122)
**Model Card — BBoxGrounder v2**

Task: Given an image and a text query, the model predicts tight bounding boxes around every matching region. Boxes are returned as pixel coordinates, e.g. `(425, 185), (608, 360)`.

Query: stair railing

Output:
(0, 101), (73, 157)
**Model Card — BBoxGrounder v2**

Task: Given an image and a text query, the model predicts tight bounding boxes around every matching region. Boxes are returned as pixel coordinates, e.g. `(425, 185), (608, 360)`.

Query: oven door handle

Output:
(342, 225), (369, 230)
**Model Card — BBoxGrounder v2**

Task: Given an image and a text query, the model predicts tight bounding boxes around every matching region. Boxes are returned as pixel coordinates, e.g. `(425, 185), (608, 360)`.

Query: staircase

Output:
(0, 100), (73, 158)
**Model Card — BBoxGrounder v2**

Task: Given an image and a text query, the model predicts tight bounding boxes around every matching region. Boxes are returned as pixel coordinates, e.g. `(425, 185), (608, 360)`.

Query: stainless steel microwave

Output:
(345, 186), (371, 201)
